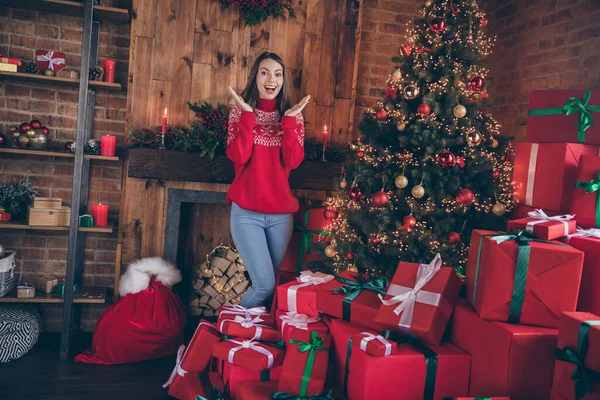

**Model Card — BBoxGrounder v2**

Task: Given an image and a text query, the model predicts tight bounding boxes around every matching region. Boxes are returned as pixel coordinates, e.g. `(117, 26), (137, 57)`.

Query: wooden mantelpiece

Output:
(127, 147), (341, 191)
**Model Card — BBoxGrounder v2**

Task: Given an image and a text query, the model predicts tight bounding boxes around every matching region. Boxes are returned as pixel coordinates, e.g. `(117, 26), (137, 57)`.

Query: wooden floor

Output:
(0, 333), (176, 400)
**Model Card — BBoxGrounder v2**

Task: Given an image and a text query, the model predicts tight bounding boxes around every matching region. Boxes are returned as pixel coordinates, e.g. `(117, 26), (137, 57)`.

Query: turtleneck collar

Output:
(256, 98), (277, 111)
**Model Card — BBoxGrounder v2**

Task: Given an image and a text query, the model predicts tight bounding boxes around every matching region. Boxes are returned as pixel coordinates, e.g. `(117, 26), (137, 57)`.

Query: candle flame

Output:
(324, 125), (328, 131)
(163, 108), (168, 116)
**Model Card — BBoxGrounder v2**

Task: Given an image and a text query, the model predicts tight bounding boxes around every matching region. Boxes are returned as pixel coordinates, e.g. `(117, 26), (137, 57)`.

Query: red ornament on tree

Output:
(429, 17), (446, 34)
(403, 215), (417, 228)
(437, 151), (456, 167)
(417, 103), (431, 116)
(346, 251), (354, 260)
(30, 120), (42, 129)
(481, 91), (490, 100)
(456, 188), (475, 206)
(371, 236), (381, 245)
(468, 75), (485, 91)
(493, 170), (500, 179)
(375, 109), (388, 121)
(323, 207), (339, 220)
(348, 187), (364, 201)
(372, 191), (390, 208)
(448, 231), (461, 244)
(481, 18), (489, 27)
(356, 151), (365, 159)
(41, 126), (50, 135)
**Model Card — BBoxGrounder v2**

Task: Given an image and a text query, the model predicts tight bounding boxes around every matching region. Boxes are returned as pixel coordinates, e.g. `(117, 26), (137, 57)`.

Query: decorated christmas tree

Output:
(320, 0), (514, 277)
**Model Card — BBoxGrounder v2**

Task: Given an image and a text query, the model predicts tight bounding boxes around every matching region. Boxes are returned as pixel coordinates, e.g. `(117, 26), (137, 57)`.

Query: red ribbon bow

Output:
(385, 87), (397, 99)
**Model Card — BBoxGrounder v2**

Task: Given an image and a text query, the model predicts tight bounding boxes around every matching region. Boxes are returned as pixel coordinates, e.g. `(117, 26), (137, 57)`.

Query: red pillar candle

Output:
(162, 108), (168, 133)
(103, 59), (115, 83)
(100, 135), (116, 157)
(323, 125), (329, 146)
(91, 203), (108, 227)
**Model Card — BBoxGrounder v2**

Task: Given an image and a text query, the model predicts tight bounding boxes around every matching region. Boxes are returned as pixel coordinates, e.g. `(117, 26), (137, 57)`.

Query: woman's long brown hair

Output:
(240, 51), (292, 116)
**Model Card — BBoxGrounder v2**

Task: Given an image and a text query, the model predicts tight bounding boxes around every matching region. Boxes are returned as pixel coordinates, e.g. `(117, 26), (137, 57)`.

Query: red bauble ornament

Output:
(456, 188), (475, 206)
(348, 187), (364, 201)
(481, 91), (490, 100)
(481, 18), (489, 27)
(417, 103), (431, 116)
(403, 215), (417, 228)
(468, 75), (485, 91)
(324, 207), (339, 220)
(19, 123), (32, 133)
(375, 109), (388, 121)
(437, 151), (456, 167)
(0, 133), (6, 147)
(65, 142), (74, 151)
(41, 126), (50, 135)
(448, 231), (461, 244)
(493, 170), (500, 179)
(372, 191), (390, 208)
(30, 119), (42, 129)
(357, 151), (365, 159)
(346, 251), (354, 260)
(429, 17), (446, 34)
(371, 236), (381, 245)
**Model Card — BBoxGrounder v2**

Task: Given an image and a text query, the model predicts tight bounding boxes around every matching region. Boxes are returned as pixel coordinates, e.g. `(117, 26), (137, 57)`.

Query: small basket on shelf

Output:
(0, 250), (17, 297)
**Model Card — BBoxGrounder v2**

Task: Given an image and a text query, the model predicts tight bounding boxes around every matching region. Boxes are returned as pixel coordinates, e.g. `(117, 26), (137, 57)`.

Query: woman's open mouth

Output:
(265, 85), (277, 95)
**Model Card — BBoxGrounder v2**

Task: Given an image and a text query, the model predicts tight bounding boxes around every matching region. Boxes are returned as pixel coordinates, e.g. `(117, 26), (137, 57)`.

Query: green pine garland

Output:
(220, 0), (296, 27)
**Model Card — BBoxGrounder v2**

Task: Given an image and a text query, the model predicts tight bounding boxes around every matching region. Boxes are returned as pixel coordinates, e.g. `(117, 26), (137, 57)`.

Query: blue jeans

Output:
(230, 202), (294, 308)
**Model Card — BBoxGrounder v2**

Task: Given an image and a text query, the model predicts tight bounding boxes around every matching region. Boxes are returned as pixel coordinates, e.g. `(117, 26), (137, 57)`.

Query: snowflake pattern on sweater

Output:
(227, 105), (304, 147)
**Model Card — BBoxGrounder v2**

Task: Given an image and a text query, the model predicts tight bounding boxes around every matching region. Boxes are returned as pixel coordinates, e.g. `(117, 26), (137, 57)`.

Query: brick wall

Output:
(0, 7), (129, 331)
(483, 0), (600, 141)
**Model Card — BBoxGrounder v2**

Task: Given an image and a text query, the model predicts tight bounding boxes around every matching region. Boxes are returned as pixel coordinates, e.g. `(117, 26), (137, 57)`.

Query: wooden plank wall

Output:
(116, 0), (361, 289)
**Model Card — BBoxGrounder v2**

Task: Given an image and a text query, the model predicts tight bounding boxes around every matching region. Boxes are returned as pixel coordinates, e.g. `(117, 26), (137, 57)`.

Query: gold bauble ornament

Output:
(453, 104), (467, 118)
(395, 175), (408, 189)
(396, 122), (406, 131)
(466, 130), (483, 146)
(25, 128), (37, 138)
(324, 245), (338, 258)
(490, 138), (499, 148)
(348, 265), (358, 272)
(425, 0), (433, 6)
(340, 179), (348, 189)
(411, 184), (425, 198)
(391, 69), (402, 80)
(492, 203), (507, 216)
(43, 68), (54, 76)
(403, 84), (420, 100)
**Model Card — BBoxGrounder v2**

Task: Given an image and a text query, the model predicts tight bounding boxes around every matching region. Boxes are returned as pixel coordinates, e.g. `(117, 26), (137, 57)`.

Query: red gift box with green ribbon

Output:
(466, 229), (584, 328)
(450, 299), (558, 399)
(453, 397), (511, 399)
(277, 329), (331, 397)
(570, 155), (600, 229)
(235, 380), (337, 400)
(316, 270), (389, 332)
(527, 90), (600, 145)
(551, 312), (600, 400)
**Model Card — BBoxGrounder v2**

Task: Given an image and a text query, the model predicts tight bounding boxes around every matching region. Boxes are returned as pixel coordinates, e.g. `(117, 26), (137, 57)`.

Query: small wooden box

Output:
(17, 285), (35, 298)
(28, 206), (71, 226)
(0, 64), (18, 73)
(35, 276), (59, 293)
(56, 69), (79, 79)
(33, 197), (63, 209)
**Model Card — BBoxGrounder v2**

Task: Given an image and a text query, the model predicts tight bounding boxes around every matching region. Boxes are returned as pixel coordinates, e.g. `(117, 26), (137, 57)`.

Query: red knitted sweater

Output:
(225, 98), (305, 213)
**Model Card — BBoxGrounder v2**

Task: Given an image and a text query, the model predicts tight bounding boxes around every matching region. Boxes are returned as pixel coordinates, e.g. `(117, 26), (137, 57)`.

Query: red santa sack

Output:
(75, 257), (187, 364)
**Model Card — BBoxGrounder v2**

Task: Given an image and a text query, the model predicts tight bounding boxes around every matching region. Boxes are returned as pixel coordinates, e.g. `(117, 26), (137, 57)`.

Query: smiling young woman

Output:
(226, 51), (311, 308)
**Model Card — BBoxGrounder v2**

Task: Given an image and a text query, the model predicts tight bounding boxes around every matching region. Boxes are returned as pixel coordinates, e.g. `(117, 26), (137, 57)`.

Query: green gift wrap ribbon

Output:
(196, 382), (229, 400)
(271, 390), (334, 399)
(333, 274), (387, 321)
(472, 230), (563, 324)
(575, 171), (600, 228)
(556, 319), (600, 400)
(289, 331), (329, 397)
(294, 208), (331, 272)
(528, 89), (600, 144)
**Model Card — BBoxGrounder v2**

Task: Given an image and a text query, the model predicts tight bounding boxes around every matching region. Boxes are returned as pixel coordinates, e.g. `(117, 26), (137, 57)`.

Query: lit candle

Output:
(91, 203), (108, 227)
(161, 108), (168, 134)
(100, 134), (116, 157)
(323, 125), (329, 146)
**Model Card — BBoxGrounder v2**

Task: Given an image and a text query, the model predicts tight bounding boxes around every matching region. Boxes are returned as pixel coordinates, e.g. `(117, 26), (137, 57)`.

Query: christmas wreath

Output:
(220, 0), (296, 26)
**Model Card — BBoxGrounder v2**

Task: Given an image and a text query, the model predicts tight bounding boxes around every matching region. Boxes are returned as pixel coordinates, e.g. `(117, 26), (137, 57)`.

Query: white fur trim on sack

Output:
(118, 257), (182, 297)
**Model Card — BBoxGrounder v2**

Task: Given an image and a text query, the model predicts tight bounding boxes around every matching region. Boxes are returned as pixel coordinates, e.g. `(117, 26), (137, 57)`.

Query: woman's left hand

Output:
(284, 95), (311, 117)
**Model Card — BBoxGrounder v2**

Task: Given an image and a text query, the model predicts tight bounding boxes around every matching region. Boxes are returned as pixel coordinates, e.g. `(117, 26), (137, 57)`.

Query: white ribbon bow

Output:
(279, 311), (320, 335)
(36, 51), (65, 71)
(162, 345), (188, 388)
(379, 254), (451, 335)
(526, 209), (575, 236)
(286, 271), (334, 312)
(218, 305), (269, 340)
(359, 332), (392, 357)
(219, 304), (268, 320)
(565, 227), (600, 243)
(226, 339), (274, 369)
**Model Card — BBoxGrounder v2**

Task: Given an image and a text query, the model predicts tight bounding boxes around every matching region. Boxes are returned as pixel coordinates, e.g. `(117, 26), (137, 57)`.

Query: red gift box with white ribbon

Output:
(212, 338), (284, 372)
(507, 208), (576, 241)
(217, 305), (280, 342)
(35, 49), (66, 72)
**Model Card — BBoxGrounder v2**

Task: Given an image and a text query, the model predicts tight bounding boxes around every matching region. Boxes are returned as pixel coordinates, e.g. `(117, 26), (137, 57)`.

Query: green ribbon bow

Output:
(575, 171), (600, 228)
(472, 230), (563, 324)
(556, 319), (600, 400)
(196, 382), (229, 400)
(294, 208), (331, 272)
(333, 274), (388, 321)
(289, 331), (329, 397)
(528, 89), (600, 144)
(271, 390), (334, 400)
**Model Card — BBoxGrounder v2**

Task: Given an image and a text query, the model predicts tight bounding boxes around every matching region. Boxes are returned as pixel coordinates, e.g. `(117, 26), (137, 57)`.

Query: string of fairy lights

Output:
(322, 0), (514, 275)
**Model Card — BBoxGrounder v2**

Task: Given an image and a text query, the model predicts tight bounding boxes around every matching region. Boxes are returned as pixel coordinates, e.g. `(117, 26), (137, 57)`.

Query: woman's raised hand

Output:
(284, 95), (311, 117)
(228, 87), (253, 112)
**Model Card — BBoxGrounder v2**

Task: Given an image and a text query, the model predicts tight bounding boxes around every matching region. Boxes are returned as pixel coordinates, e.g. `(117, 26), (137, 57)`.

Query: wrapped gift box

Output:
(277, 329), (331, 397)
(235, 380), (280, 400)
(527, 90), (600, 145)
(276, 270), (334, 317)
(316, 270), (389, 332)
(217, 360), (282, 400)
(506, 210), (576, 241)
(511, 204), (563, 220)
(212, 339), (284, 372)
(375, 254), (462, 345)
(35, 49), (66, 72)
(466, 229), (584, 328)
(179, 321), (221, 373)
(551, 391), (569, 400)
(450, 299), (558, 400)
(564, 231), (600, 314)
(454, 398), (510, 400)
(164, 370), (205, 400)
(276, 309), (329, 344)
(217, 309), (280, 343)
(513, 142), (600, 213)
(551, 312), (600, 400)
(570, 155), (600, 229)
(350, 331), (396, 357)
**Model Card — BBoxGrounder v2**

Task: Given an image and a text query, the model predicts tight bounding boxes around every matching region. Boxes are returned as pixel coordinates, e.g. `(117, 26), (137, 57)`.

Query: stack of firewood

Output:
(189, 245), (251, 317)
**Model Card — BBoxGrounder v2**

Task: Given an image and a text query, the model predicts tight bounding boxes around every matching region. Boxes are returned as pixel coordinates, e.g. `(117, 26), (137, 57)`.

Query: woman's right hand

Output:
(228, 87), (253, 112)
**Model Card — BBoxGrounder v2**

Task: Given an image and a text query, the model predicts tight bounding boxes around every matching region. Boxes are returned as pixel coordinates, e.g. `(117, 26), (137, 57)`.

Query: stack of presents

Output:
(164, 89), (600, 400)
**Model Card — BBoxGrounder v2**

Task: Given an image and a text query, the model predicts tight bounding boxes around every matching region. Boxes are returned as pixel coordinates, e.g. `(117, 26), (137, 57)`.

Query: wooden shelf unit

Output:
(0, 71), (123, 92)
(0, 221), (116, 233)
(1, 0), (130, 24)
(0, 147), (120, 161)
(0, 286), (108, 304)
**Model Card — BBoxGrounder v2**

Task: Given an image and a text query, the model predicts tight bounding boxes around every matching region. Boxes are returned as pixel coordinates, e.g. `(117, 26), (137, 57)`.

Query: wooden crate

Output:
(28, 206), (71, 226)
(33, 197), (63, 209)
